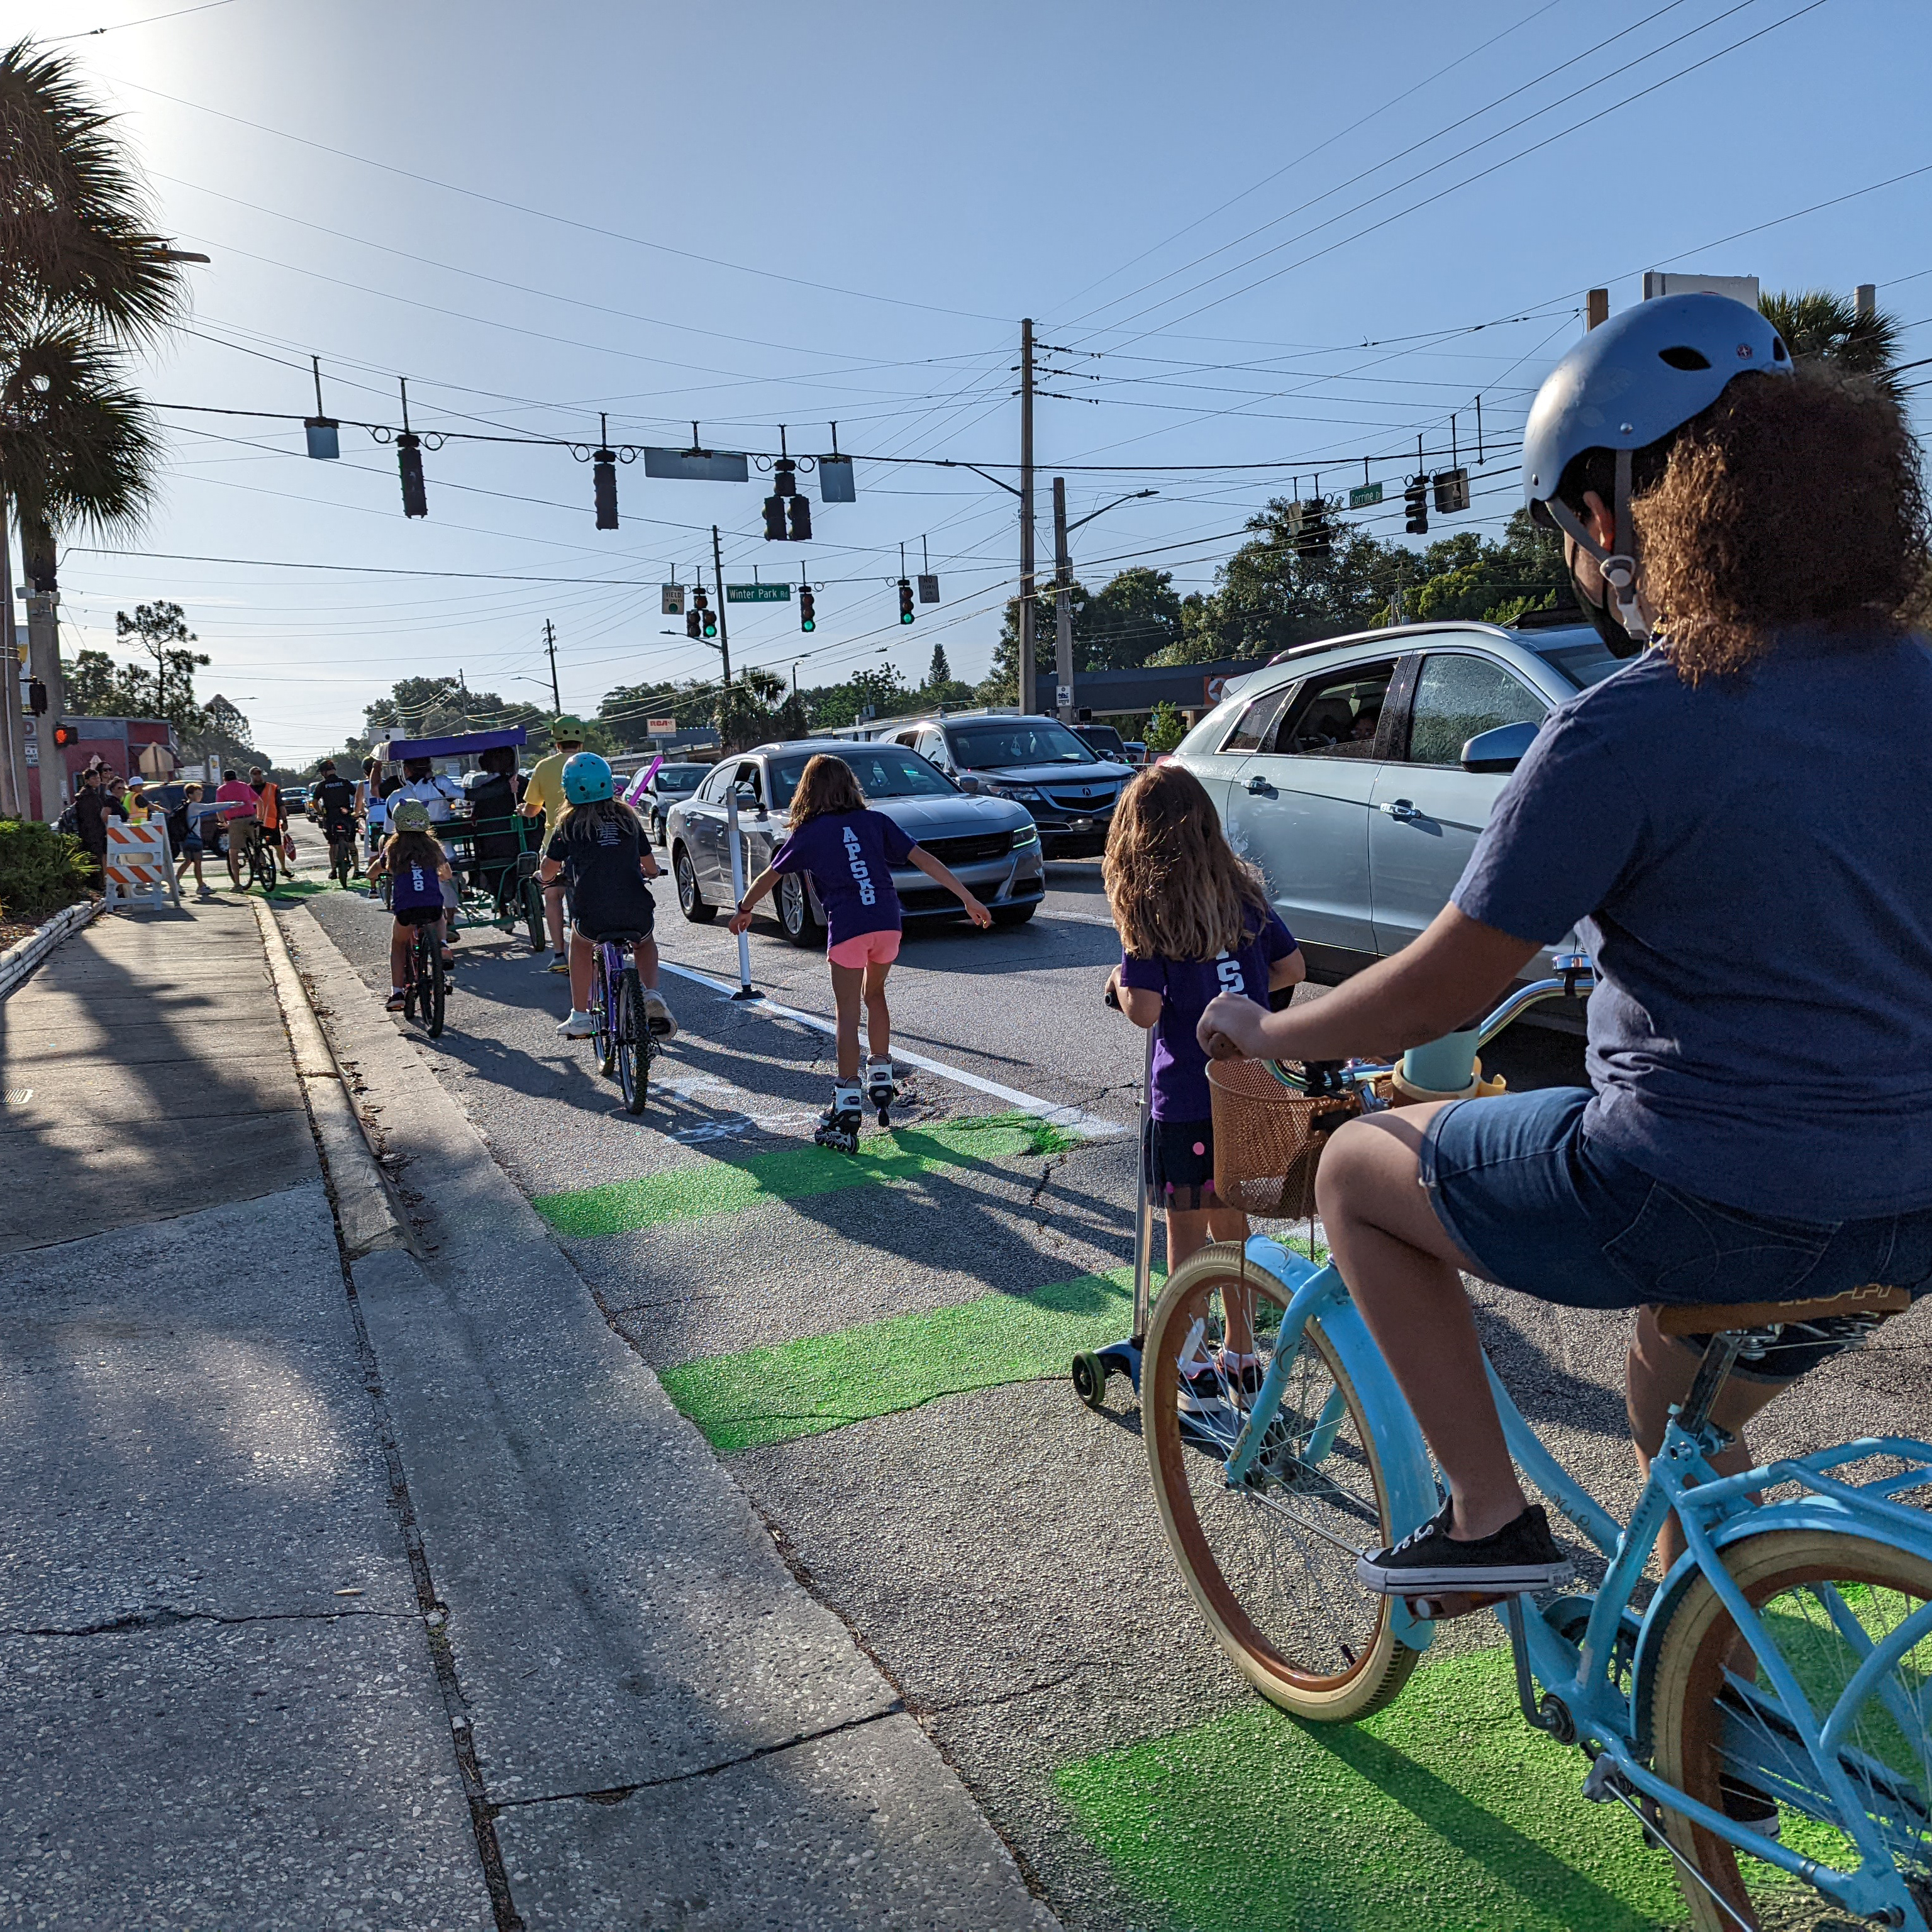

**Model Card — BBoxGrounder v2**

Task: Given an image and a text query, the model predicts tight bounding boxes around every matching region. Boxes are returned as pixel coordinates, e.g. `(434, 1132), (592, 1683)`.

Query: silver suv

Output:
(1174, 618), (1621, 980)
(880, 714), (1133, 857)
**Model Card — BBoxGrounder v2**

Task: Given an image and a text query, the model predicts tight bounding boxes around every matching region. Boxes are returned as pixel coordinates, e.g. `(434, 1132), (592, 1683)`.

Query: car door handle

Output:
(1245, 774), (1275, 796)
(1378, 798), (1423, 821)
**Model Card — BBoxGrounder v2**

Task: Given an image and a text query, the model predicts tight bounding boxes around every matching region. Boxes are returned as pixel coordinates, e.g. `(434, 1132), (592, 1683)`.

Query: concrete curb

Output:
(252, 896), (416, 1262)
(0, 896), (100, 999)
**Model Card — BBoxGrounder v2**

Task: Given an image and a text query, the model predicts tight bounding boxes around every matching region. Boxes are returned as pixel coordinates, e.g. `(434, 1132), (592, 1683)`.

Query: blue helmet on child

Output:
(561, 752), (614, 805)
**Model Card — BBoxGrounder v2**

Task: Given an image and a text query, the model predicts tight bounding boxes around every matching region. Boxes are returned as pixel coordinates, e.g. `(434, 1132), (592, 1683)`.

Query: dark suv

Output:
(883, 713), (1134, 857)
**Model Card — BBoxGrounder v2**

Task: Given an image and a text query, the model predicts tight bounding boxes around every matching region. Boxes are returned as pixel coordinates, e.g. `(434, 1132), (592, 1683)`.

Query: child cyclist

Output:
(728, 752), (992, 1151)
(367, 799), (454, 1011)
(536, 752), (677, 1042)
(1103, 762), (1305, 1412)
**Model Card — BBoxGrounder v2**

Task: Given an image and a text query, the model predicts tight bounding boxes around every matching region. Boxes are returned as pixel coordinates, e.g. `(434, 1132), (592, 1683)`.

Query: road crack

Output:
(4, 1604), (418, 1639)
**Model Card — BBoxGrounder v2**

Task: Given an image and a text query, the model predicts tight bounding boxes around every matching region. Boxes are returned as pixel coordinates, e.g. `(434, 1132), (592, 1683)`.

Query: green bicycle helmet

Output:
(550, 714), (586, 744)
(562, 752), (614, 805)
(391, 797), (432, 831)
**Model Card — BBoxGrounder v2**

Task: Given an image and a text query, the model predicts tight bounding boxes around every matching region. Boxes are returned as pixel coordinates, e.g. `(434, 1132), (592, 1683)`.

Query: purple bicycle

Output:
(586, 928), (657, 1114)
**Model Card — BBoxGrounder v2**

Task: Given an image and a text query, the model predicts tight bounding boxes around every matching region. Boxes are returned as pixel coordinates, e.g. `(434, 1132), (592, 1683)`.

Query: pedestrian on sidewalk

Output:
(368, 799), (456, 1007)
(169, 782), (212, 894)
(1102, 762), (1305, 1410)
(538, 753), (676, 1042)
(73, 767), (126, 877)
(214, 769), (259, 889)
(519, 718), (587, 975)
(729, 752), (991, 1153)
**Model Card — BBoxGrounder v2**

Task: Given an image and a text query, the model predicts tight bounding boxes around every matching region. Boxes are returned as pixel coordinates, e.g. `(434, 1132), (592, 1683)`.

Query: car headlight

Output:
(1011, 823), (1039, 847)
(991, 780), (1044, 802)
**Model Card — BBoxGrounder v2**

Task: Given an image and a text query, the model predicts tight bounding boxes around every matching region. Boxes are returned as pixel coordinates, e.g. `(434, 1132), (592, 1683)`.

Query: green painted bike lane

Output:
(535, 1118), (1707, 1932)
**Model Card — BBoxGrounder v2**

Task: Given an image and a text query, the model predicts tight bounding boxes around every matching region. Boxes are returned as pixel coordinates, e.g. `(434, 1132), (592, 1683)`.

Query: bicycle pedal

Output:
(1405, 1589), (1512, 1622)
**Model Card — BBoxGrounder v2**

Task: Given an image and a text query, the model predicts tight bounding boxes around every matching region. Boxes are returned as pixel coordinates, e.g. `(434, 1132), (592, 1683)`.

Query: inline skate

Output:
(814, 1077), (865, 1155)
(865, 1055), (900, 1128)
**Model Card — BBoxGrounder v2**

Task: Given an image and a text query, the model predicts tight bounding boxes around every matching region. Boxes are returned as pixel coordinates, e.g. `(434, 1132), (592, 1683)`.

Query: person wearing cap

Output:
(519, 716), (587, 973)
(1199, 294), (1932, 1610)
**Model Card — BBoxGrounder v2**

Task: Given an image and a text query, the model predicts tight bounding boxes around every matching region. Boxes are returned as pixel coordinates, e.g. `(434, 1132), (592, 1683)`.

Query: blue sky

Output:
(31, 0), (1932, 762)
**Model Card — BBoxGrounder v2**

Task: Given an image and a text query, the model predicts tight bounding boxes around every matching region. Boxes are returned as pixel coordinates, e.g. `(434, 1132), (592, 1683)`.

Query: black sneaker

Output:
(1356, 1499), (1568, 1596)
(1178, 1360), (1233, 1418)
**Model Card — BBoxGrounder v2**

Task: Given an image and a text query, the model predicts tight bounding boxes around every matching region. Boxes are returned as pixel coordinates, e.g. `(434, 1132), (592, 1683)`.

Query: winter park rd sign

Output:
(724, 584), (791, 603)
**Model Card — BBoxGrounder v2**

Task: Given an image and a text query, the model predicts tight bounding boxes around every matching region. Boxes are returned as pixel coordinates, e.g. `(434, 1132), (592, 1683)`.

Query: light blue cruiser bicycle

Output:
(1139, 961), (1932, 1931)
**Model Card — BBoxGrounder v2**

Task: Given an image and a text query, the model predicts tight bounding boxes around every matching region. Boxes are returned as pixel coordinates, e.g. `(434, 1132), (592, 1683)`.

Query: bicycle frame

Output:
(1221, 1239), (1932, 1924)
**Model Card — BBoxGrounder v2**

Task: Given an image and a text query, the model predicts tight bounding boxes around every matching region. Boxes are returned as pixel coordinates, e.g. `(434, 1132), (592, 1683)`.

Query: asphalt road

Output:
(286, 823), (1928, 1932)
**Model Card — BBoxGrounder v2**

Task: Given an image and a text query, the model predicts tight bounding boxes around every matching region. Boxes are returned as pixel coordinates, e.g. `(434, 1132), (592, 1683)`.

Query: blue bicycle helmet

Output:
(1524, 292), (1790, 648)
(561, 752), (614, 805)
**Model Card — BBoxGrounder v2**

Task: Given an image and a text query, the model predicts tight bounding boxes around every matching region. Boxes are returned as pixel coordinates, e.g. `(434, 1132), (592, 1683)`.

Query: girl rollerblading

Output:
(731, 753), (991, 1154)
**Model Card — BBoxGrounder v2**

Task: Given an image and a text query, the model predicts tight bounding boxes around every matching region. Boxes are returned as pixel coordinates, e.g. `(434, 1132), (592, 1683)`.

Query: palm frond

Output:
(1760, 289), (1903, 394)
(0, 37), (187, 349)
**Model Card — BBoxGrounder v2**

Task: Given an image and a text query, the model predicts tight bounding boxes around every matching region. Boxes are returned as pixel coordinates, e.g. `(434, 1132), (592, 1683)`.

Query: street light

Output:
(1052, 486), (1157, 720)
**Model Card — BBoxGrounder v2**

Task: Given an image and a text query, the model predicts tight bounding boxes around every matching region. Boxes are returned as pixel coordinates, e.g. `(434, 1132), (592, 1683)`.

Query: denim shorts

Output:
(1421, 1087), (1932, 1375)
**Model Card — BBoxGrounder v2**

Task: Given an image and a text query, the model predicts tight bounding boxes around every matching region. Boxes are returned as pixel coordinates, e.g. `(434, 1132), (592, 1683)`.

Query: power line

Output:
(48, 0), (240, 39)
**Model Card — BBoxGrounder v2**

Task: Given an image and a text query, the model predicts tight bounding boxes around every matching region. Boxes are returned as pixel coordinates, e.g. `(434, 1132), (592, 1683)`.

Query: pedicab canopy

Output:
(372, 726), (528, 764)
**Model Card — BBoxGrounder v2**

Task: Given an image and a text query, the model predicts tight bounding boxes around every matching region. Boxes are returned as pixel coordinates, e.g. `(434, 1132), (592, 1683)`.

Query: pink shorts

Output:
(827, 928), (902, 970)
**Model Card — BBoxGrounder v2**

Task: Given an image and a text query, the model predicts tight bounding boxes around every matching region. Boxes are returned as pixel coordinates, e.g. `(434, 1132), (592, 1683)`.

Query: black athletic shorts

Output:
(394, 906), (443, 928)
(1145, 1114), (1222, 1214)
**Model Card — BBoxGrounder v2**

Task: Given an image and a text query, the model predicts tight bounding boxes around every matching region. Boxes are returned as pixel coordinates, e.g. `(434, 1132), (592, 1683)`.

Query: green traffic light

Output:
(801, 618), (815, 633)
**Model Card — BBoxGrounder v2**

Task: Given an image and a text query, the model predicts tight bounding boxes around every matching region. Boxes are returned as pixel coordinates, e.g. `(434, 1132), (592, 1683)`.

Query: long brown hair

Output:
(554, 795), (641, 843)
(787, 753), (866, 826)
(380, 828), (443, 874)
(1635, 362), (1929, 682)
(1104, 762), (1271, 960)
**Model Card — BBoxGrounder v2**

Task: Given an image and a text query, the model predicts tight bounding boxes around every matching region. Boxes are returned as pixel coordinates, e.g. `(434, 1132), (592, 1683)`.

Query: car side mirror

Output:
(1460, 719), (1539, 774)
(957, 774), (982, 792)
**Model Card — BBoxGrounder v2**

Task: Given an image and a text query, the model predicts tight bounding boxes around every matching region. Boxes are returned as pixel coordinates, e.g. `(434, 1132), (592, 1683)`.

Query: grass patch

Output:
(533, 1111), (1080, 1238)
(1055, 1645), (1690, 1931)
(660, 1264), (1143, 1451)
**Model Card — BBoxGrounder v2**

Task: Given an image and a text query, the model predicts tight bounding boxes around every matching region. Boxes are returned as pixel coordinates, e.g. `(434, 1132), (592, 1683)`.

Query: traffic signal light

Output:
(787, 494), (812, 541)
(52, 721), (76, 748)
(1299, 496), (1331, 561)
(897, 578), (915, 625)
(686, 607), (702, 640)
(1404, 477), (1429, 535)
(592, 447), (618, 530)
(1433, 467), (1471, 515)
(695, 587), (717, 640)
(772, 457), (797, 498)
(397, 431), (427, 518)
(28, 677), (47, 715)
(763, 494), (788, 541)
(799, 586), (816, 633)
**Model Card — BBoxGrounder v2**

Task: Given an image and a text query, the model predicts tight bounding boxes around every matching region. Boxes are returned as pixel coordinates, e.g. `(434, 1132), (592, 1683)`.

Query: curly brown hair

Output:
(1104, 762), (1272, 961)
(1633, 363), (1929, 682)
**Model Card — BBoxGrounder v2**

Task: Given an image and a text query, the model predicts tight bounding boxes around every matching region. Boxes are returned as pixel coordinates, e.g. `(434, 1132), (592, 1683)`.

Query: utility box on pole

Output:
(1643, 271), (1759, 306)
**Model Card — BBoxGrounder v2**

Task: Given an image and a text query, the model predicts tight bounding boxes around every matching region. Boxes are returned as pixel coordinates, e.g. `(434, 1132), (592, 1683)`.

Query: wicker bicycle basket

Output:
(1207, 1058), (1363, 1219)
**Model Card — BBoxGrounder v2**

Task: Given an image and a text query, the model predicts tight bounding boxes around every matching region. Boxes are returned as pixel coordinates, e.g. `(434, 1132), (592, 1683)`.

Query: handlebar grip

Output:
(1104, 985), (1121, 1011)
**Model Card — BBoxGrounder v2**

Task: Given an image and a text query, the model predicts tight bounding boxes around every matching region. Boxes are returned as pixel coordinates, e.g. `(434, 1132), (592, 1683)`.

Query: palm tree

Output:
(1759, 289), (1903, 395)
(1, 37), (187, 801)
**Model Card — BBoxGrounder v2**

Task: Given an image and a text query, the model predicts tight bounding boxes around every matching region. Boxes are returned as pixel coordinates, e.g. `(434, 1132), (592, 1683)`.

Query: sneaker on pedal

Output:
(1718, 1774), (1782, 1838)
(557, 1009), (596, 1038)
(1219, 1352), (1265, 1404)
(1356, 1499), (1567, 1597)
(545, 953), (571, 975)
(642, 989), (677, 1038)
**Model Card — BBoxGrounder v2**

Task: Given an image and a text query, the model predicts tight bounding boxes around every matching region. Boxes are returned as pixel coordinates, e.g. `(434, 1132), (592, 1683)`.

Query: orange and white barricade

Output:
(103, 818), (180, 911)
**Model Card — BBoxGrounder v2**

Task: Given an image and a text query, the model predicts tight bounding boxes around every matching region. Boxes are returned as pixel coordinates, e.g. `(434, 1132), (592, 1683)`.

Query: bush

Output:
(1144, 701), (1188, 757)
(0, 818), (94, 923)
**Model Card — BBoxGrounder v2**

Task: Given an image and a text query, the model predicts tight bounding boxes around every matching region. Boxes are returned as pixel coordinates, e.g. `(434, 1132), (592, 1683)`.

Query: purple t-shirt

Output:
(772, 809), (916, 950)
(1121, 910), (1298, 1121)
(389, 853), (445, 915)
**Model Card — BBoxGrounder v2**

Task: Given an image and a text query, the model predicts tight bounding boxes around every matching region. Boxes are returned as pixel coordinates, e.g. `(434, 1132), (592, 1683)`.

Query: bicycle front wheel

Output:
(1143, 1245), (1423, 1723)
(1650, 1528), (1932, 1932)
(616, 968), (648, 1115)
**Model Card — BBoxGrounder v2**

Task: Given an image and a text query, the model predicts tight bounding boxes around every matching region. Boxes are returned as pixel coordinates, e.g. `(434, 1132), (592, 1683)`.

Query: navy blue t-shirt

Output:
(1453, 635), (1932, 1218)
(771, 809), (916, 950)
(1121, 909), (1299, 1120)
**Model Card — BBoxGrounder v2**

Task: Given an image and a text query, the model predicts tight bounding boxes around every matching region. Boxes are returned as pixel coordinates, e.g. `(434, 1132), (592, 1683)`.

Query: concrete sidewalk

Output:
(2, 882), (1054, 1931)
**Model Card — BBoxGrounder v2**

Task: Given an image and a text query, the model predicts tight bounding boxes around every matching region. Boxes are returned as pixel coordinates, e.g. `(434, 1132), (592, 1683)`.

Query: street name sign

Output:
(1349, 482), (1384, 508)
(725, 584), (791, 602)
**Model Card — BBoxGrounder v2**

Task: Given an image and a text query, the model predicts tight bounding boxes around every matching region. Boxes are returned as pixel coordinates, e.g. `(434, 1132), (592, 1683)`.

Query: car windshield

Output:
(1528, 629), (1624, 690)
(949, 720), (1097, 768)
(656, 764), (706, 792)
(1076, 725), (1126, 758)
(767, 748), (957, 808)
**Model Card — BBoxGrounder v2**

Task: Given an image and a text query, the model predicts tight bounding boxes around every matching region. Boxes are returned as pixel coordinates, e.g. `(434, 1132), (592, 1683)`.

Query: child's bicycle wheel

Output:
(1650, 1528), (1932, 1932)
(250, 836), (277, 893)
(1143, 1245), (1423, 1723)
(614, 967), (650, 1116)
(414, 928), (446, 1040)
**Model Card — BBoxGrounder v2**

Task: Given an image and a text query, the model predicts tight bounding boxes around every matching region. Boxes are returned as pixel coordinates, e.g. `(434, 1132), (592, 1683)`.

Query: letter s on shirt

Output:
(1215, 951), (1246, 995)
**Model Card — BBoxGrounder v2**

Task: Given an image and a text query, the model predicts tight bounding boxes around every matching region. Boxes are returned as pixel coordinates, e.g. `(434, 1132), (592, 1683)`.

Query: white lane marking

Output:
(655, 960), (1128, 1140)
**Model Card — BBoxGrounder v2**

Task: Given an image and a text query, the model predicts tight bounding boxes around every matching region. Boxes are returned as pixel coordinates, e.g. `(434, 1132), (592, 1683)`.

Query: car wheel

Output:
(777, 872), (821, 947)
(674, 845), (715, 923)
(652, 810), (666, 847)
(991, 902), (1036, 928)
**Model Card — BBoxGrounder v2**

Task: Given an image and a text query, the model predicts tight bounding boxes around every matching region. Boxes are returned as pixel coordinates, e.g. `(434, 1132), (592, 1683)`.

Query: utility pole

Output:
(710, 525), (733, 687)
(1018, 318), (1036, 716)
(0, 507), (23, 818)
(21, 528), (62, 819)
(1052, 476), (1074, 723)
(542, 620), (561, 713)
